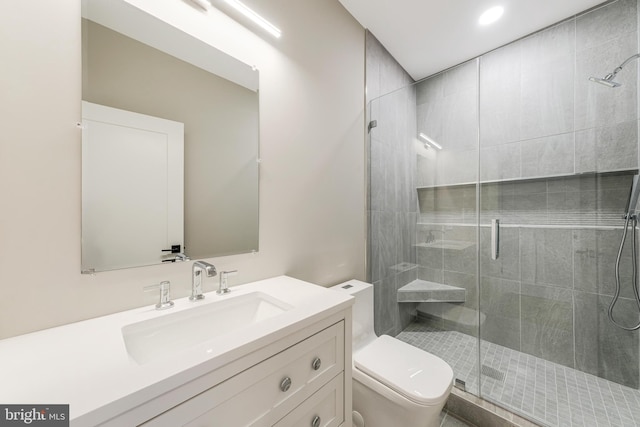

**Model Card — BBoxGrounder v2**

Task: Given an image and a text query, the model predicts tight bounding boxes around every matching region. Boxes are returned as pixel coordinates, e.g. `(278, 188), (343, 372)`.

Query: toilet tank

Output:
(331, 280), (377, 352)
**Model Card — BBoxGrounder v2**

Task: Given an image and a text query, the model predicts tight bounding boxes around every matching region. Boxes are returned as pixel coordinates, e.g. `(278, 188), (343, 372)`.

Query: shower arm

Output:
(607, 53), (640, 79)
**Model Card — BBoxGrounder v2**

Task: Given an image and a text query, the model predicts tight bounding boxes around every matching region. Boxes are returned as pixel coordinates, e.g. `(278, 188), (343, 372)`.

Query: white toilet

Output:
(332, 279), (454, 427)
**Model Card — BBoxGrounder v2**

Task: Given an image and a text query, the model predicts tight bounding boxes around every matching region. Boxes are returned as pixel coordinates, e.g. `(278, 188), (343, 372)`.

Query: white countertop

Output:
(0, 276), (353, 426)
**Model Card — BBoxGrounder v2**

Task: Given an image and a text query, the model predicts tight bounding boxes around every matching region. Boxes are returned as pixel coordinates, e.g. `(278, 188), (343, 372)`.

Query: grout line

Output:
(609, 382), (630, 424)
(621, 385), (640, 425)
(603, 378), (621, 426)
(593, 375), (612, 427)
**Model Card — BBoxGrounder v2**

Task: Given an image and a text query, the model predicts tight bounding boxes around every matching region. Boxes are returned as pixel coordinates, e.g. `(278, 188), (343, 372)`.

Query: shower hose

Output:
(610, 213), (640, 331)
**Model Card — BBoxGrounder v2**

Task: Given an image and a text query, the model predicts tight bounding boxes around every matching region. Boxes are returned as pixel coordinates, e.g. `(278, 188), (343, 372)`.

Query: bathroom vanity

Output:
(0, 276), (353, 427)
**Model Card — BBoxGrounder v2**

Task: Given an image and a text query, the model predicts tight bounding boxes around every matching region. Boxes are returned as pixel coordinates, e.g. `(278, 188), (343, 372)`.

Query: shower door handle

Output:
(491, 219), (500, 260)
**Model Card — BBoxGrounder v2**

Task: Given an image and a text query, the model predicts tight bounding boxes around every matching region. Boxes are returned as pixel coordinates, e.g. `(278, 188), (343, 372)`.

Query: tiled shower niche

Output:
(416, 171), (640, 389)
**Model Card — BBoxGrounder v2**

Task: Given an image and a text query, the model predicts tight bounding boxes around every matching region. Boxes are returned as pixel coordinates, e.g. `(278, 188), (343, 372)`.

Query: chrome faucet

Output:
(217, 270), (238, 295)
(175, 253), (190, 261)
(162, 252), (190, 263)
(190, 261), (217, 301)
(144, 281), (174, 310)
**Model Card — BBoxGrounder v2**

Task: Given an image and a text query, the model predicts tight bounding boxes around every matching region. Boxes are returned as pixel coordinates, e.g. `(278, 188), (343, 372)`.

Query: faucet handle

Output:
(217, 270), (238, 295)
(144, 281), (175, 310)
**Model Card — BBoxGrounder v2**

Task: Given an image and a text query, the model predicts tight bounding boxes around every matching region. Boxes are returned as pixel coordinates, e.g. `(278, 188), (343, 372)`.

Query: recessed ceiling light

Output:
(478, 6), (504, 26)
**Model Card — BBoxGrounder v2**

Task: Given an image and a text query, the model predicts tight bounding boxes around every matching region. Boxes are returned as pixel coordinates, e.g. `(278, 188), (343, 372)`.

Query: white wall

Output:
(0, 0), (365, 339)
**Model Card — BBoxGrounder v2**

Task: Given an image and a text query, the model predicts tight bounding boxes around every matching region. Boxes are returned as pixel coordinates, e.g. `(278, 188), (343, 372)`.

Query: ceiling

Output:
(338, 0), (608, 81)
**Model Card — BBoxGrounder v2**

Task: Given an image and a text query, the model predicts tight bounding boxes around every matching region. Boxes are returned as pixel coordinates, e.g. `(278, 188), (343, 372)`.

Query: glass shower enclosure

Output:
(367, 1), (640, 425)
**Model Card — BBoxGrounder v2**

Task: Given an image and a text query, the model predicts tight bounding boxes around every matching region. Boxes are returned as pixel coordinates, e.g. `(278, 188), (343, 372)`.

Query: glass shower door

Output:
(477, 1), (640, 425)
(369, 2), (640, 426)
(404, 58), (482, 396)
(367, 58), (482, 397)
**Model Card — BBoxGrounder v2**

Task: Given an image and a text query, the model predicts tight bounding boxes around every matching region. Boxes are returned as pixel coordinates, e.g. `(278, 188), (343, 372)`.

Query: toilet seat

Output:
(354, 335), (453, 406)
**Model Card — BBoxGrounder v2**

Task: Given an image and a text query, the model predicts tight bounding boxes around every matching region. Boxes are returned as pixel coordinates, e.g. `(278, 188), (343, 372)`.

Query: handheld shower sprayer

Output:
(593, 56), (640, 330)
(589, 53), (640, 88)
(610, 174), (640, 331)
(626, 174), (640, 217)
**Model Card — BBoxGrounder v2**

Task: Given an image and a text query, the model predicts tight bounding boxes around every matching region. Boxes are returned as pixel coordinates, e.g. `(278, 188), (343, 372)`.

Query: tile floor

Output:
(397, 320), (640, 427)
(440, 409), (475, 426)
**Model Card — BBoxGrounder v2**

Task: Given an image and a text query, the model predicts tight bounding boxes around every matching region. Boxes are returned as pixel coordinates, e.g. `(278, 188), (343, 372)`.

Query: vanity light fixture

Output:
(222, 0), (282, 38)
(188, 0), (211, 11)
(478, 6), (504, 26)
(419, 133), (442, 150)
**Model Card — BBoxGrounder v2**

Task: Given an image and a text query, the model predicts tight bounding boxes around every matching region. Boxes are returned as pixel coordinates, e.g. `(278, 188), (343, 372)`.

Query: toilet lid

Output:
(353, 335), (453, 406)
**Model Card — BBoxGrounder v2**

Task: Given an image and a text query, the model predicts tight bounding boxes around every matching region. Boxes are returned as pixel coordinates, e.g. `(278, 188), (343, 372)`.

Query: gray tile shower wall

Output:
(366, 32), (418, 336)
(574, 291), (640, 388)
(415, 0), (640, 188)
(412, 0), (640, 384)
(575, 0), (638, 131)
(416, 59), (479, 188)
(369, 0), (640, 390)
(415, 172), (640, 387)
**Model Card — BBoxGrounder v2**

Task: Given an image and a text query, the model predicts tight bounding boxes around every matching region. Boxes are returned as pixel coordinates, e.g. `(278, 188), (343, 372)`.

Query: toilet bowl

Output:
(332, 279), (454, 427)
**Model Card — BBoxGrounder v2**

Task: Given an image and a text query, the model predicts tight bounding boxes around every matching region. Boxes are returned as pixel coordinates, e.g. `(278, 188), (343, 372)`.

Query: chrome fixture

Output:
(626, 175), (640, 215)
(162, 245), (189, 263)
(217, 270), (238, 295)
(589, 75), (621, 88)
(491, 219), (500, 261)
(191, 261), (217, 301)
(144, 281), (174, 310)
(175, 253), (190, 261)
(610, 174), (640, 330)
(162, 253), (190, 263)
(589, 53), (640, 88)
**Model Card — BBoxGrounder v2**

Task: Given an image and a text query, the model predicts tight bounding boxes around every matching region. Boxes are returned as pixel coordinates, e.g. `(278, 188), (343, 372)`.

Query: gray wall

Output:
(418, 1), (639, 188)
(419, 173), (639, 388)
(416, 59), (479, 187)
(413, 0), (640, 388)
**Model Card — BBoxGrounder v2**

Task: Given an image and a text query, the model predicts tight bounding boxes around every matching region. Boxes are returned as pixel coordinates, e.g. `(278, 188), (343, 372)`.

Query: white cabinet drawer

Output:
(274, 373), (344, 427)
(142, 321), (344, 426)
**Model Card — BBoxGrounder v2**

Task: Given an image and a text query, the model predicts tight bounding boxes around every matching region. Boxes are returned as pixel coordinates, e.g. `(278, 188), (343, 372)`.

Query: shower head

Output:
(589, 53), (640, 88)
(589, 74), (621, 88)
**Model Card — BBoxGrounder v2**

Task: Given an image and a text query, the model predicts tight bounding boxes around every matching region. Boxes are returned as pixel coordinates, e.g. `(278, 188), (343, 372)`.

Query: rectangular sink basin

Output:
(122, 292), (292, 364)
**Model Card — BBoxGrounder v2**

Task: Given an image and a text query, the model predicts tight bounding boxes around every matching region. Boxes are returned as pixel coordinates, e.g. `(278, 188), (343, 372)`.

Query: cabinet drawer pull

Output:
(311, 415), (321, 427)
(311, 357), (322, 371)
(280, 376), (292, 392)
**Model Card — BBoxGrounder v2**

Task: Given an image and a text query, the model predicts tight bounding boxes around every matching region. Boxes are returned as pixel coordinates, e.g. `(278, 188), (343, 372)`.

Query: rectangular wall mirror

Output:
(81, 0), (259, 273)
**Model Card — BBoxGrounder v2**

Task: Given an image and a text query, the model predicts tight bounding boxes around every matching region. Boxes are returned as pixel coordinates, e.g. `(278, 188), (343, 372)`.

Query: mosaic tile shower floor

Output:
(396, 320), (640, 427)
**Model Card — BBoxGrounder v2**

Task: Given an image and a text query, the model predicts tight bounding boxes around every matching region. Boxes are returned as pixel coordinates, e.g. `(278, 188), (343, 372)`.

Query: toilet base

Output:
(353, 369), (449, 427)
